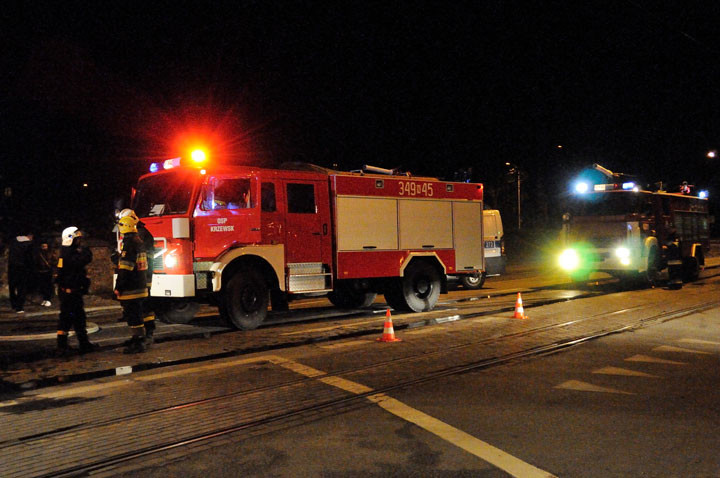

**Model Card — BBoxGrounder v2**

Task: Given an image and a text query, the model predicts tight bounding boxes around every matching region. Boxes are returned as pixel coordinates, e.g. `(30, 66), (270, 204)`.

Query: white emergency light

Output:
(574, 182), (589, 194)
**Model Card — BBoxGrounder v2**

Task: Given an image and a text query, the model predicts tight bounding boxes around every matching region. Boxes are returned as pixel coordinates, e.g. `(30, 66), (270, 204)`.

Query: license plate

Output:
(484, 241), (495, 248)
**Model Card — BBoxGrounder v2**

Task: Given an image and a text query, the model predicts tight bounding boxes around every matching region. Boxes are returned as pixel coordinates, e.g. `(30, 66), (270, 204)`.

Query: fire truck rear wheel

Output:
(460, 272), (486, 289)
(328, 284), (377, 309)
(387, 261), (441, 312)
(223, 270), (269, 330)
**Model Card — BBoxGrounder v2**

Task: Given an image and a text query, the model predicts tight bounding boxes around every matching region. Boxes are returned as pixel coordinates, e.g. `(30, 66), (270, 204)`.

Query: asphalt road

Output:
(2, 265), (720, 477)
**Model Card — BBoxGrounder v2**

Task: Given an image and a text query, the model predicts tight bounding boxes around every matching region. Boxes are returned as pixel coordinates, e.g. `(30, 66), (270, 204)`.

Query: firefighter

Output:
(55, 227), (95, 355)
(665, 227), (683, 290)
(114, 214), (150, 354)
(118, 208), (156, 344)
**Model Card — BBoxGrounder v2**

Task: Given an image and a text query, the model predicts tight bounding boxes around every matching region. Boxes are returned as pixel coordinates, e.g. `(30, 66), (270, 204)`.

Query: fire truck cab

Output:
(130, 160), (484, 329)
(558, 166), (709, 285)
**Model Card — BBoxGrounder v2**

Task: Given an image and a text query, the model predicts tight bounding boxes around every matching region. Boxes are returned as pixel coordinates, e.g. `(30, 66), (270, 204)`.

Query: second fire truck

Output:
(558, 164), (710, 286)
(128, 159), (485, 329)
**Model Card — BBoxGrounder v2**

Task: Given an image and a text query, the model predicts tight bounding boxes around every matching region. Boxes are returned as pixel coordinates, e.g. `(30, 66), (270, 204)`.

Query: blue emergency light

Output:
(149, 157), (182, 173)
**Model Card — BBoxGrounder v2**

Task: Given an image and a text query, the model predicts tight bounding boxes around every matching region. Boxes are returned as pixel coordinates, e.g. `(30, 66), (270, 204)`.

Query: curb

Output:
(0, 322), (100, 342)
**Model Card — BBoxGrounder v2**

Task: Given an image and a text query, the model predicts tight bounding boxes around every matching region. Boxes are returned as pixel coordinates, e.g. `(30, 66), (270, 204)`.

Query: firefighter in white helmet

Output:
(118, 208), (156, 344)
(55, 226), (95, 356)
(114, 214), (150, 353)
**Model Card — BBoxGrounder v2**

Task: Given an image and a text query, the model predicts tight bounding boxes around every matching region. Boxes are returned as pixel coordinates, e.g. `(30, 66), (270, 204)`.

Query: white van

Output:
(452, 209), (506, 289)
(483, 209), (506, 277)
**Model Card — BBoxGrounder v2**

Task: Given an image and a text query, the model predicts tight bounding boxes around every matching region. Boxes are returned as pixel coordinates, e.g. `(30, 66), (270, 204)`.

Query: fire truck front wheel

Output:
(384, 261), (442, 312)
(222, 270), (269, 330)
(153, 299), (199, 324)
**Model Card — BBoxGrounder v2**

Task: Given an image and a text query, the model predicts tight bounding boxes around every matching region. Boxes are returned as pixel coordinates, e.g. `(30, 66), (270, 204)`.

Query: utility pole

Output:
(506, 163), (521, 230)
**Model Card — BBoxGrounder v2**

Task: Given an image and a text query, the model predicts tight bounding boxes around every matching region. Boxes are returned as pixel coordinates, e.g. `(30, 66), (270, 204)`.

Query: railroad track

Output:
(4, 291), (719, 478)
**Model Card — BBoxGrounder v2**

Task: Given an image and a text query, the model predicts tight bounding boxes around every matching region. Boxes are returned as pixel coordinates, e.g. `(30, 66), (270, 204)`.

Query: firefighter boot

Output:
(123, 328), (147, 354)
(75, 326), (96, 355)
(144, 318), (156, 348)
(55, 333), (73, 358)
(78, 337), (96, 355)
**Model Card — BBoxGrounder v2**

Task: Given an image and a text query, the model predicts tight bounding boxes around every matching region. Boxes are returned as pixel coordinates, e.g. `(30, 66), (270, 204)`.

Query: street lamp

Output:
(505, 162), (521, 230)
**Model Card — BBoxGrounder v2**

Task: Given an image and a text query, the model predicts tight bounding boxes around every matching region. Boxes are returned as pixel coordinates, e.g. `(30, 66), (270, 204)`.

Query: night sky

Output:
(2, 1), (720, 237)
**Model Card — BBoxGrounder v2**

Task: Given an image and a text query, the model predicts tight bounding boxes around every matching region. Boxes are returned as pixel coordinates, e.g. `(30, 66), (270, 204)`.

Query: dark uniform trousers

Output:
(58, 289), (91, 344)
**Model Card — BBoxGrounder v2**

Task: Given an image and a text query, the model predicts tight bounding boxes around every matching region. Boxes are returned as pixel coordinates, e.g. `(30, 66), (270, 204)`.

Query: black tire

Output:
(388, 261), (442, 312)
(223, 270), (269, 330)
(682, 256), (700, 282)
(382, 279), (406, 311)
(644, 247), (660, 286)
(460, 272), (486, 290)
(328, 281), (377, 309)
(153, 299), (199, 324)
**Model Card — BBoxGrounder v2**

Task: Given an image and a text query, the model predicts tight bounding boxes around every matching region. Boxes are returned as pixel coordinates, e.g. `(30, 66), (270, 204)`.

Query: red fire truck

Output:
(129, 159), (484, 329)
(558, 164), (710, 286)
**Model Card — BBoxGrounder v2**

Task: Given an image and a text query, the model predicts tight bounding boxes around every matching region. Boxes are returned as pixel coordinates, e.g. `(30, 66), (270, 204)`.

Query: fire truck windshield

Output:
(568, 191), (651, 217)
(132, 173), (197, 217)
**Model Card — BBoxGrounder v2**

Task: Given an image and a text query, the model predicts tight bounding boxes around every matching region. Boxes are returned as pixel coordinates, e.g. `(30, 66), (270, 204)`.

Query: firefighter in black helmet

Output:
(115, 214), (150, 353)
(118, 208), (156, 344)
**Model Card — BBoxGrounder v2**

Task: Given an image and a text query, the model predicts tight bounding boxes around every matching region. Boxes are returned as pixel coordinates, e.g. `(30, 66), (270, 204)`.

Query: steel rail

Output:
(33, 298), (720, 478)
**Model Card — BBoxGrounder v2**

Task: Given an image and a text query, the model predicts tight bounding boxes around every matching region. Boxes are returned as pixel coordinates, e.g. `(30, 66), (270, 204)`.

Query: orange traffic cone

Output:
(513, 292), (528, 319)
(377, 309), (402, 342)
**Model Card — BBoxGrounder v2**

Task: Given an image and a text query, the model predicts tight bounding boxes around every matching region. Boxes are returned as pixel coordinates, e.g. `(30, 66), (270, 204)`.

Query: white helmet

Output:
(61, 226), (82, 246)
(118, 208), (139, 222)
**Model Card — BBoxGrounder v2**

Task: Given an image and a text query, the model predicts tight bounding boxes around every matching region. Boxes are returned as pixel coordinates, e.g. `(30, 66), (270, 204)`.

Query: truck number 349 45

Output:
(399, 181), (434, 197)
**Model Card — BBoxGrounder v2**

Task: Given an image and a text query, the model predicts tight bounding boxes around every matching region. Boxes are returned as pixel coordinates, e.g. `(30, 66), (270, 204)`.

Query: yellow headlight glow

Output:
(558, 248), (580, 271)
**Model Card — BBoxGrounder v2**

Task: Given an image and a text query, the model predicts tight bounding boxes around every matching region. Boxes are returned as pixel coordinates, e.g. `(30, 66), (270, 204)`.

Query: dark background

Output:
(1, 0), (719, 240)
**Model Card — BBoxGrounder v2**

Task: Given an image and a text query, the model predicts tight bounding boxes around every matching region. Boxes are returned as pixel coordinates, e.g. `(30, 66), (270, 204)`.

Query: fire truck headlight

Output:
(559, 248), (580, 271)
(615, 247), (631, 265)
(164, 253), (178, 269)
(614, 247), (630, 259)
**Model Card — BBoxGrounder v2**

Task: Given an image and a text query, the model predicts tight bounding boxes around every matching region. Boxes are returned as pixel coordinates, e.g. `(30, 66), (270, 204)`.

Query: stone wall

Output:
(0, 243), (115, 300)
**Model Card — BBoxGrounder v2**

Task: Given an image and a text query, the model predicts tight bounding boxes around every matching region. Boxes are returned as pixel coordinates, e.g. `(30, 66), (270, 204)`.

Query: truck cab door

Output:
(283, 180), (332, 266)
(193, 175), (261, 259)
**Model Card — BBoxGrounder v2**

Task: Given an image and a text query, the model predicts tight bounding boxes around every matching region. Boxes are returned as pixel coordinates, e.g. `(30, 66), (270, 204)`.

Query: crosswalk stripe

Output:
(652, 345), (711, 355)
(625, 354), (687, 365)
(555, 380), (634, 395)
(592, 366), (659, 378)
(678, 338), (720, 347)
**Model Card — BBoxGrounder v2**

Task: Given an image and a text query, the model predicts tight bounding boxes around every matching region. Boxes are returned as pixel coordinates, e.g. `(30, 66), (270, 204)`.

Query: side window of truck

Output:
(202, 178), (253, 210)
(287, 183), (316, 214)
(261, 182), (276, 212)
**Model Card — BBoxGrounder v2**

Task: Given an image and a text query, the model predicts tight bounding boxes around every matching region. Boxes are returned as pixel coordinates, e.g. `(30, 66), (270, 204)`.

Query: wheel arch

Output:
(211, 246), (283, 293)
(642, 236), (659, 257)
(399, 253), (448, 294)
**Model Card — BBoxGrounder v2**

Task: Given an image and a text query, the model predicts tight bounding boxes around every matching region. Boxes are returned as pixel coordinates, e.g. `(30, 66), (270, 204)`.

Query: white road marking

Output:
(592, 366), (659, 378)
(274, 357), (556, 477)
(625, 354), (687, 365)
(679, 338), (720, 347)
(368, 393), (556, 478)
(652, 345), (711, 355)
(555, 380), (635, 395)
